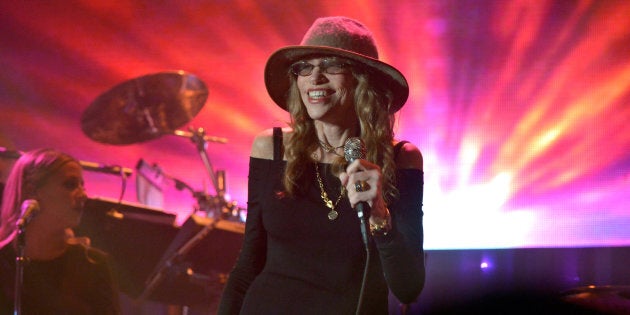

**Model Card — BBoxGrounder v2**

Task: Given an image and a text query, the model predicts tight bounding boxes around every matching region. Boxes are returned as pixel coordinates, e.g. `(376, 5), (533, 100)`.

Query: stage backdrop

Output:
(1, 0), (629, 250)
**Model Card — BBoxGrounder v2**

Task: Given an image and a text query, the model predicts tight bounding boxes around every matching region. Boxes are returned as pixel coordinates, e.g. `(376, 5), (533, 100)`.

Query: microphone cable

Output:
(355, 208), (370, 315)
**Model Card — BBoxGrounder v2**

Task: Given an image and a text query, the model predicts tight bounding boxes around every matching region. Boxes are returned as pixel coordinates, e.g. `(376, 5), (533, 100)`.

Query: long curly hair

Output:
(282, 66), (399, 204)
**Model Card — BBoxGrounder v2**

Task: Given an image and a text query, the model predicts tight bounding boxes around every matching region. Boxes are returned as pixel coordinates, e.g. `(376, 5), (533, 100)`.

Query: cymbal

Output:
(81, 71), (208, 145)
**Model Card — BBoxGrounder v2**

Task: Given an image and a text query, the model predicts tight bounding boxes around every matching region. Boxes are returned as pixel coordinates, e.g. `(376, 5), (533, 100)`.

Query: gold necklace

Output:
(319, 140), (344, 157)
(315, 163), (346, 220)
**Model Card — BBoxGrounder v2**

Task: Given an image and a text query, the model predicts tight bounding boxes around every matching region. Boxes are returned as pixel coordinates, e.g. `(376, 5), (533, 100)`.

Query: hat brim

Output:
(264, 45), (409, 114)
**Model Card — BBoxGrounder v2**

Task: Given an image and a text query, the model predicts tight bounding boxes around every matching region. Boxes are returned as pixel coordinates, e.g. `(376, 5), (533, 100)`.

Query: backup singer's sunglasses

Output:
(289, 58), (353, 76)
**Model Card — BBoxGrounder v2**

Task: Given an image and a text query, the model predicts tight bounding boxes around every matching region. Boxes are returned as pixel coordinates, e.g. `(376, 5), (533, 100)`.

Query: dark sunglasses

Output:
(289, 58), (353, 76)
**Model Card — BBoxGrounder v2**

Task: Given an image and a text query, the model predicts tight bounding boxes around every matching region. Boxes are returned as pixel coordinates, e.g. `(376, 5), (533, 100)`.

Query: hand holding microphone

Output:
(341, 138), (391, 239)
(341, 138), (379, 209)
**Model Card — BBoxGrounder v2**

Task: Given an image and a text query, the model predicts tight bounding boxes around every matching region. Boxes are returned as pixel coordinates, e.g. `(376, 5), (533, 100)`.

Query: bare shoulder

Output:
(250, 129), (275, 159)
(250, 127), (292, 160)
(395, 141), (423, 170)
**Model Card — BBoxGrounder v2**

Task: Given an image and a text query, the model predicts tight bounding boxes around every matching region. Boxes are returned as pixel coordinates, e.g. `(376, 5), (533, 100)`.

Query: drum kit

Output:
(80, 71), (245, 309)
(80, 70), (241, 221)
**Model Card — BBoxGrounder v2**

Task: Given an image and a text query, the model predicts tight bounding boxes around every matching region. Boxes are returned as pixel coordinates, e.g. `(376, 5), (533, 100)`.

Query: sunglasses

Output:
(289, 58), (353, 76)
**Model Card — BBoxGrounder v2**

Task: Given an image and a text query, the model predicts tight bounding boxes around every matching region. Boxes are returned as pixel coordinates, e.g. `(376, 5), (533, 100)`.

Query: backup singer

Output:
(218, 16), (425, 314)
(0, 148), (120, 314)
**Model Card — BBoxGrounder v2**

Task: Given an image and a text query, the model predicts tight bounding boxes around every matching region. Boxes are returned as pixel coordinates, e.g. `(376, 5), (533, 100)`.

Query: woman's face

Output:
(294, 56), (357, 122)
(34, 161), (87, 229)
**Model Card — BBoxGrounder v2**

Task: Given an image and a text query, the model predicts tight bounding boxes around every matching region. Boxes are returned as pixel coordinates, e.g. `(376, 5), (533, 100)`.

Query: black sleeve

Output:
(374, 169), (425, 304)
(217, 158), (268, 314)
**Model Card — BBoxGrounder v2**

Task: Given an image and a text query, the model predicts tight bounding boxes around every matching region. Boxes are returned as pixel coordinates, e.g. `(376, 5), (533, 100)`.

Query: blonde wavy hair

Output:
(282, 65), (399, 204)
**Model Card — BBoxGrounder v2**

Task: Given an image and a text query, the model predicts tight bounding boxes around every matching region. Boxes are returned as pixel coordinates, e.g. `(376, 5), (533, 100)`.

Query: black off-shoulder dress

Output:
(218, 136), (424, 315)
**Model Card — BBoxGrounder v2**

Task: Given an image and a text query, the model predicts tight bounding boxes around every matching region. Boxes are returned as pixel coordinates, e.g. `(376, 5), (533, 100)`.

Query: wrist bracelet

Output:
(369, 209), (391, 236)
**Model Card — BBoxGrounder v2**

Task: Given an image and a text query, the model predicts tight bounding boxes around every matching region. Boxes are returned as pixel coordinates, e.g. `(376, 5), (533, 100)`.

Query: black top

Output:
(218, 141), (424, 314)
(0, 243), (120, 315)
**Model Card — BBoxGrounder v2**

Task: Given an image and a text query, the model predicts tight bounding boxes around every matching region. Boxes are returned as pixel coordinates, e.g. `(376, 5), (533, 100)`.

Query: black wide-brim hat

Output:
(264, 16), (409, 114)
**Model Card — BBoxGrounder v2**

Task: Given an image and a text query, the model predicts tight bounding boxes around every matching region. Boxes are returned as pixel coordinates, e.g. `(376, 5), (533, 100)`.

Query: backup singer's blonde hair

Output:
(282, 68), (399, 203)
(0, 148), (78, 247)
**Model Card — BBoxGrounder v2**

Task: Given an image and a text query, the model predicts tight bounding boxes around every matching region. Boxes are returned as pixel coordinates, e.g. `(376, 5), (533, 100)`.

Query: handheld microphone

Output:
(16, 199), (40, 229)
(344, 137), (371, 315)
(343, 137), (367, 164)
(343, 137), (370, 247)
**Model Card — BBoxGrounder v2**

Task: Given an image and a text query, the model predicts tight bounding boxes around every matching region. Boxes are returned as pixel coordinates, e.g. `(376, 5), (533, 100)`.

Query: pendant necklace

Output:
(315, 163), (346, 220)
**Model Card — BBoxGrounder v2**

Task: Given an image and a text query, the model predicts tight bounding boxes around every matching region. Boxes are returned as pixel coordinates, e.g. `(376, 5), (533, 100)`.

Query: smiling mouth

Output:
(308, 90), (332, 99)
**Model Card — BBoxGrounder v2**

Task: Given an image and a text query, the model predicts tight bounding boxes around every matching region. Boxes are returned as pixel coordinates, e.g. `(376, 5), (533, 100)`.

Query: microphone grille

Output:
(21, 199), (40, 212)
(343, 137), (366, 163)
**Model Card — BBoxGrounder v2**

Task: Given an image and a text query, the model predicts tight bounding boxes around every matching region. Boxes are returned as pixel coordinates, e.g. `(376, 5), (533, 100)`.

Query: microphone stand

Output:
(1, 146), (133, 177)
(13, 226), (27, 315)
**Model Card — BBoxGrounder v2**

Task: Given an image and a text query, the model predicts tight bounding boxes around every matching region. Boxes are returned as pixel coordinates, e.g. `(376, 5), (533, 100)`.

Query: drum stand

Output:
(174, 127), (240, 220)
(136, 127), (239, 310)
